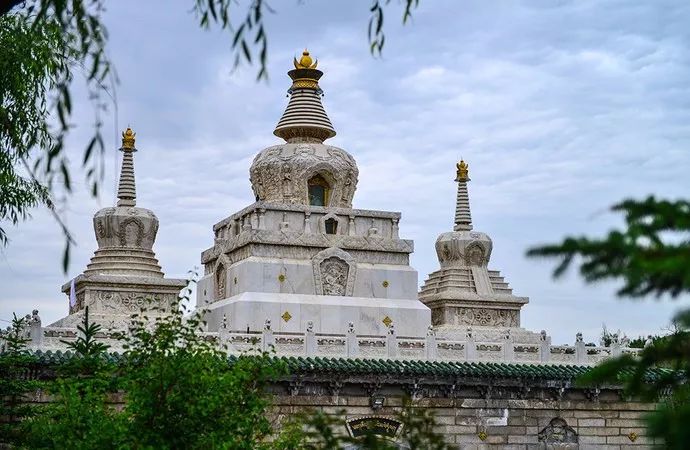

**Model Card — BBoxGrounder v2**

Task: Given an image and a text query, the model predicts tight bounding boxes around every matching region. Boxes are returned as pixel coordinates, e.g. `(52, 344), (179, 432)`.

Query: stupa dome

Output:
(435, 230), (493, 268)
(249, 50), (358, 208)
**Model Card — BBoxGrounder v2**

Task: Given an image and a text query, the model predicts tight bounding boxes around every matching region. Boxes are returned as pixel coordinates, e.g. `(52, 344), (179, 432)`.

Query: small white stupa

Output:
(49, 128), (186, 335)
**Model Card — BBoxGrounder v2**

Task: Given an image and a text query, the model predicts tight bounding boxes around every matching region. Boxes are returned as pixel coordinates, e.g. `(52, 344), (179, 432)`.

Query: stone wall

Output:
(11, 352), (660, 449)
(271, 392), (658, 449)
(16, 368), (659, 449)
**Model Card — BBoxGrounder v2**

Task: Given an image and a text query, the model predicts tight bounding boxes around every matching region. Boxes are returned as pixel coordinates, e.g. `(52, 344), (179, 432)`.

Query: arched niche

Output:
(319, 213), (345, 235)
(306, 171), (335, 206)
(214, 257), (229, 301)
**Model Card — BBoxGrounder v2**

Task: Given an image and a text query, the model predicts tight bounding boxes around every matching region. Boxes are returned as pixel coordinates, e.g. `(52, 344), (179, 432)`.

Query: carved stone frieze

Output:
(95, 290), (175, 313)
(455, 308), (519, 327)
(201, 228), (414, 265)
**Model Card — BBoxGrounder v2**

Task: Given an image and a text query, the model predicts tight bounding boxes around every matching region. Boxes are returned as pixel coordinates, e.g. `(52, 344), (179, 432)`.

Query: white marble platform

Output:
(200, 291), (431, 337)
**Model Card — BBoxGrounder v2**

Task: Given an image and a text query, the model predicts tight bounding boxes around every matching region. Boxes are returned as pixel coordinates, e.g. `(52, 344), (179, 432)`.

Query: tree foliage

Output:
(1, 1), (111, 271)
(528, 196), (690, 448)
(0, 314), (40, 447)
(528, 196), (690, 297)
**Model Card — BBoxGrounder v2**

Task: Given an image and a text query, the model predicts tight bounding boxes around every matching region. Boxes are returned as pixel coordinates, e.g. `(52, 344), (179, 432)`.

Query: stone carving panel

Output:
(95, 290), (175, 313)
(69, 292), (86, 314)
(464, 242), (486, 266)
(312, 247), (356, 296)
(119, 217), (145, 246)
(431, 308), (445, 326)
(320, 258), (348, 295)
(456, 308), (519, 327)
(538, 418), (578, 447)
(216, 264), (226, 300)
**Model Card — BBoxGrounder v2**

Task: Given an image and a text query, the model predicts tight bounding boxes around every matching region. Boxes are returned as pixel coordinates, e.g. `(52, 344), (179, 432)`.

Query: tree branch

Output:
(0, 0), (24, 17)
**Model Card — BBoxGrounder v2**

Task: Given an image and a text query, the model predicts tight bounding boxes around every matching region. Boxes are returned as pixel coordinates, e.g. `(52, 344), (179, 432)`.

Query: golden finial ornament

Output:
(293, 49), (318, 70)
(121, 127), (136, 151)
(456, 159), (469, 181)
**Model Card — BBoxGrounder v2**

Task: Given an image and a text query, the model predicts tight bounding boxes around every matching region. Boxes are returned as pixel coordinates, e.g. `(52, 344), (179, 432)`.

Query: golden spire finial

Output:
(293, 49), (318, 70)
(121, 127), (136, 151)
(456, 159), (469, 181)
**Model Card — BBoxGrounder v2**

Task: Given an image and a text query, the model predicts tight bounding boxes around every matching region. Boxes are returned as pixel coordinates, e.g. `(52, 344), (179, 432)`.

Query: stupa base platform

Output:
(201, 291), (431, 337)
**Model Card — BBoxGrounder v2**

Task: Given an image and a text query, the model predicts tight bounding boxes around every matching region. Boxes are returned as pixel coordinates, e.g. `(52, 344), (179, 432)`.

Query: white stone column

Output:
(503, 329), (514, 362)
(575, 332), (586, 365)
(303, 212), (312, 234)
(425, 325), (437, 360)
(346, 322), (359, 357)
(305, 321), (316, 356)
(465, 327), (477, 361)
(348, 215), (356, 236)
(539, 330), (551, 363)
(28, 310), (42, 348)
(219, 313), (231, 353)
(386, 324), (398, 358)
(262, 319), (274, 352)
(611, 335), (622, 358)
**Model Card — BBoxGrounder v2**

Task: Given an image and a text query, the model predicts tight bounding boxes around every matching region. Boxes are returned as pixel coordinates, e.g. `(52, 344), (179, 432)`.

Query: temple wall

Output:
(269, 391), (658, 449)
(21, 383), (658, 449)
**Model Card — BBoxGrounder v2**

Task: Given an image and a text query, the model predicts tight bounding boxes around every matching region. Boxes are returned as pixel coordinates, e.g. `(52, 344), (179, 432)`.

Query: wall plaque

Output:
(346, 416), (403, 439)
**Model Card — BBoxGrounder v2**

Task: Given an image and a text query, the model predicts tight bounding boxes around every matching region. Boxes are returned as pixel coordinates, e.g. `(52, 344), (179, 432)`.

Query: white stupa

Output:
(196, 50), (431, 338)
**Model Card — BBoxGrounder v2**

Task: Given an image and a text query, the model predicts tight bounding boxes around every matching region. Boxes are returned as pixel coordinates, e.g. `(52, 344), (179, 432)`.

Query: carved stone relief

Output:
(216, 264), (226, 300)
(455, 308), (519, 327)
(214, 256), (230, 301)
(434, 231), (493, 269)
(538, 418), (578, 447)
(320, 257), (348, 295)
(69, 292), (86, 314)
(249, 143), (359, 208)
(119, 217), (144, 246)
(431, 308), (444, 326)
(465, 242), (486, 266)
(95, 290), (174, 313)
(312, 247), (356, 296)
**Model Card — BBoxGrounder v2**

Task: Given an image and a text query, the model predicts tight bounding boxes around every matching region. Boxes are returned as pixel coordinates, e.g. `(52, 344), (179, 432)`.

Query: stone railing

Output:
(211, 324), (641, 366)
(3, 322), (641, 367)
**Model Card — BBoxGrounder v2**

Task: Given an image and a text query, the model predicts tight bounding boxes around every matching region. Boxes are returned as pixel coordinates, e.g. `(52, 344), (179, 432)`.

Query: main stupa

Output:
(197, 50), (431, 340)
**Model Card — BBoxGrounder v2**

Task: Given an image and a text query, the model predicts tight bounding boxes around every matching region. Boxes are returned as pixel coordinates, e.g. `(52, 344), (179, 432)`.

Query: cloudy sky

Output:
(2, 0), (689, 344)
